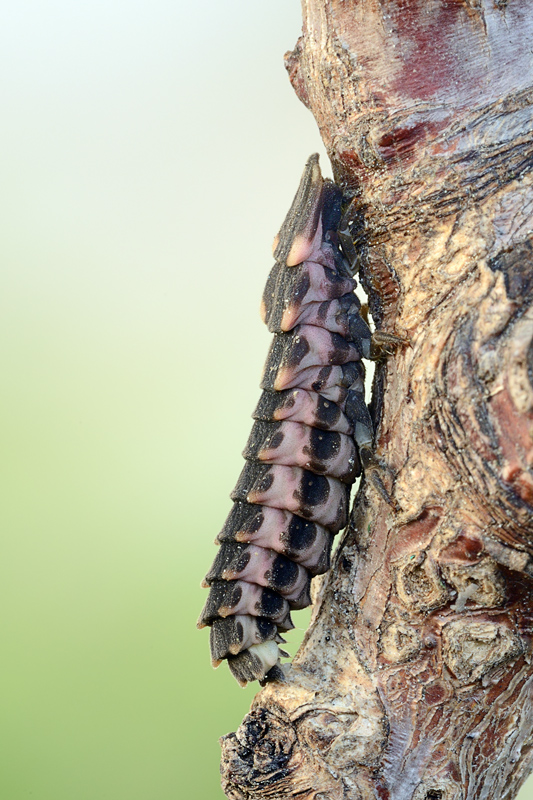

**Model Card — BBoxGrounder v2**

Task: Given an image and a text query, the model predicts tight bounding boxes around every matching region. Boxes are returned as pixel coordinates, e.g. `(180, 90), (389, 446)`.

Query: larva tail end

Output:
(259, 663), (286, 686)
(227, 640), (281, 687)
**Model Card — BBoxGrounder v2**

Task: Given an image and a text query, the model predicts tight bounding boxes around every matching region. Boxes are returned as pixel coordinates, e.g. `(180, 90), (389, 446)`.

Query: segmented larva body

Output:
(198, 154), (374, 686)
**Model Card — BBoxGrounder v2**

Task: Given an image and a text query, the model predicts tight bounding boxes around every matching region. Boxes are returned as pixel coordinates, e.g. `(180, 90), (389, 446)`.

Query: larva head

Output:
(272, 153), (324, 267)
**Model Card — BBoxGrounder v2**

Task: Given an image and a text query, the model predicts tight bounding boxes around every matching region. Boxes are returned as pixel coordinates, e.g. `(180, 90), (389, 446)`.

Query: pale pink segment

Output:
(290, 326), (359, 370)
(262, 389), (353, 433)
(220, 543), (278, 581)
(271, 363), (349, 395)
(301, 261), (355, 302)
(227, 614), (277, 654)
(285, 217), (323, 267)
(221, 543), (309, 601)
(231, 505), (290, 540)
(292, 230), (339, 271)
(280, 298), (352, 334)
(214, 579), (289, 623)
(234, 509), (332, 571)
(253, 420), (357, 480)
(246, 464), (348, 529)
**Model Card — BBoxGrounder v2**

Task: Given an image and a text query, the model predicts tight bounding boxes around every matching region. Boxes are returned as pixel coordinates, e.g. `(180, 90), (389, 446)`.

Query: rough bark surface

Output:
(220, 2), (533, 798)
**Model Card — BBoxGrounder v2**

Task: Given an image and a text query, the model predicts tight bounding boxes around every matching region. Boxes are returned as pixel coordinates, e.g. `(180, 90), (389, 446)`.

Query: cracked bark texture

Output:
(220, 2), (533, 798)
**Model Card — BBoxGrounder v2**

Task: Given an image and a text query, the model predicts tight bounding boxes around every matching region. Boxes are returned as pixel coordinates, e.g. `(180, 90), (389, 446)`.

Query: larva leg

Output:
(370, 330), (410, 359)
(337, 197), (361, 273)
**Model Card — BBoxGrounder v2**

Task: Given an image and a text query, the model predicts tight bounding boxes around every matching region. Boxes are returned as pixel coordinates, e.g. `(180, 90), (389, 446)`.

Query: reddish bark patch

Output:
(377, 122), (436, 164)
(439, 532), (484, 565)
(489, 385), (533, 507)
(390, 507), (442, 560)
(424, 681), (451, 706)
(388, 0), (481, 102)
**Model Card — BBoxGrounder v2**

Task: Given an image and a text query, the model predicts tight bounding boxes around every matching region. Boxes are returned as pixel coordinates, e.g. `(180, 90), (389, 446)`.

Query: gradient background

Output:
(1, 3), (531, 799)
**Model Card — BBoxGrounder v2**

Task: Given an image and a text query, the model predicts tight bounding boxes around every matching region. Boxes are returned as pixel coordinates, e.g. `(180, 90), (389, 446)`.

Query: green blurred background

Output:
(1, 2), (531, 799)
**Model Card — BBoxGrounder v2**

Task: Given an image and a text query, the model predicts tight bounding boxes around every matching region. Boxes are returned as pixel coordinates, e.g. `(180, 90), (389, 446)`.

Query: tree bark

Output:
(220, 2), (533, 798)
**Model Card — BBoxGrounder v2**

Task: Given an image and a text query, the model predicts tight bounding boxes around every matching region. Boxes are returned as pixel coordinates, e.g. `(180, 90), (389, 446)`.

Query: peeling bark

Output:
(220, 2), (533, 798)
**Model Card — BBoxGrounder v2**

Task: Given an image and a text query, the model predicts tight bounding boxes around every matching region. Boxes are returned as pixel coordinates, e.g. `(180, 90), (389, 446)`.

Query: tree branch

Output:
(220, 2), (533, 798)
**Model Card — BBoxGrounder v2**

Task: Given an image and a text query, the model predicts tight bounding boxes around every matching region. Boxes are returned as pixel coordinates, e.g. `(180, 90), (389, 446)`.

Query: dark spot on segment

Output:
(293, 267), (311, 304)
(359, 444), (374, 470)
(203, 542), (251, 583)
(236, 620), (244, 642)
(256, 588), (287, 618)
(284, 515), (317, 552)
(316, 396), (342, 429)
(217, 502), (264, 542)
(280, 520), (332, 575)
(269, 431), (284, 449)
(305, 460), (328, 475)
(323, 265), (350, 297)
(284, 393), (296, 409)
(232, 547), (252, 575)
(229, 584), (243, 606)
(277, 612), (294, 632)
(309, 428), (341, 462)
(294, 470), (330, 507)
(256, 618), (277, 640)
(286, 331), (310, 367)
(312, 366), (332, 391)
(330, 484), (349, 532)
(317, 300), (330, 321)
(341, 557), (351, 572)
(266, 554), (299, 591)
(254, 470), (274, 494)
(197, 580), (243, 626)
(342, 293), (360, 312)
(244, 510), (263, 533)
(328, 332), (353, 363)
(253, 390), (294, 421)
